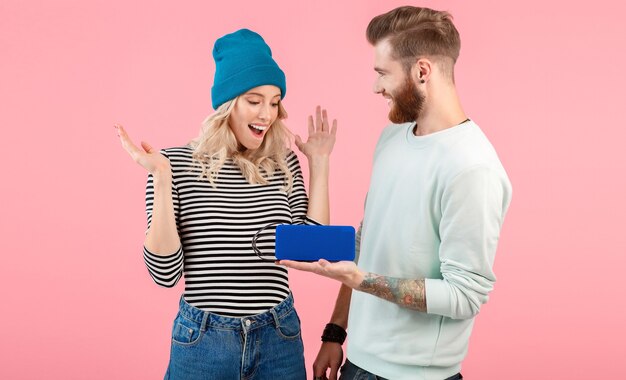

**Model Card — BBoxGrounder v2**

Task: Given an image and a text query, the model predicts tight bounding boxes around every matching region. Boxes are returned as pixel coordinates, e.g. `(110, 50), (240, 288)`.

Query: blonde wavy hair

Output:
(189, 96), (294, 193)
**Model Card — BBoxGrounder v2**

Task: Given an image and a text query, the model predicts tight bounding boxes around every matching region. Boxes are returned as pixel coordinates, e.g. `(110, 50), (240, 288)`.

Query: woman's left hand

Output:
(295, 105), (337, 159)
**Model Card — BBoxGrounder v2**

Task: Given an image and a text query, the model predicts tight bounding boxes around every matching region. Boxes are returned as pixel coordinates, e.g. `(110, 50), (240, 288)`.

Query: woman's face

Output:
(228, 85), (281, 151)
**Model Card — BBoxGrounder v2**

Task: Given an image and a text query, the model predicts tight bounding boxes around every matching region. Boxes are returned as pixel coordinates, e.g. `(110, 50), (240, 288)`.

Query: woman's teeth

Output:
(249, 124), (267, 131)
(249, 124), (267, 136)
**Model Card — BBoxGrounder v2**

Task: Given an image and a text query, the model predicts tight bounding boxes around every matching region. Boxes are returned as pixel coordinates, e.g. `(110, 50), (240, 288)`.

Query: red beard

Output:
(388, 77), (425, 124)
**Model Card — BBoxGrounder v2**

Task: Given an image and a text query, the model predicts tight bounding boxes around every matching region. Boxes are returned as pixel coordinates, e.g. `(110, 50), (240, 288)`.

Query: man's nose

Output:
(373, 79), (383, 94)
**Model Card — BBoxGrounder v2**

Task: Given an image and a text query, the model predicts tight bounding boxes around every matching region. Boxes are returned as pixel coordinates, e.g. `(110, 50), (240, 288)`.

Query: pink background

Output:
(1, 0), (625, 378)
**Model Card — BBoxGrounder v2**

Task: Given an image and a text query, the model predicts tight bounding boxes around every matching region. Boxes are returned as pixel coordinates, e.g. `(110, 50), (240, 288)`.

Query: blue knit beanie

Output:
(211, 29), (286, 109)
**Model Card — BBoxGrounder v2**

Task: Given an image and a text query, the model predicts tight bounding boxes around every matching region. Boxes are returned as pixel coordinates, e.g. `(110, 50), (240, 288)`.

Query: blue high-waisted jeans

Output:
(164, 293), (306, 380)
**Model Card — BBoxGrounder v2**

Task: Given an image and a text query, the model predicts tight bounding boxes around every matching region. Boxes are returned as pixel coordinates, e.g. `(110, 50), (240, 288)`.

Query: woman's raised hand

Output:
(115, 124), (171, 178)
(295, 106), (337, 159)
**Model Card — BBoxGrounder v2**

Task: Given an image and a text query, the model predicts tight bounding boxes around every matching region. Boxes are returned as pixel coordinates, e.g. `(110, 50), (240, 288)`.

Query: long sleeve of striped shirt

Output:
(142, 147), (320, 317)
(142, 149), (184, 288)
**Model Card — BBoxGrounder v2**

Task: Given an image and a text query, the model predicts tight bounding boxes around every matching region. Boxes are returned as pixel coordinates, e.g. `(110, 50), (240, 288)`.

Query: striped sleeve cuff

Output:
(143, 245), (184, 288)
(304, 216), (323, 226)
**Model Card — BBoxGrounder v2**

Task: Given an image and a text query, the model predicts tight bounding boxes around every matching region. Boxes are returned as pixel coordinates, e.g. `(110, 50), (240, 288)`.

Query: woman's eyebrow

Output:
(245, 92), (281, 98)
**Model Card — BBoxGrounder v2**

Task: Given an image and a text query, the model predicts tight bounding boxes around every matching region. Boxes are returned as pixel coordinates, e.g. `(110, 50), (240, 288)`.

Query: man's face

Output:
(372, 39), (425, 124)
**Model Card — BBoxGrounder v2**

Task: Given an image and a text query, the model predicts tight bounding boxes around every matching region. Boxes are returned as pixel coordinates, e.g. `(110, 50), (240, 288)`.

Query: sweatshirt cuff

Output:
(425, 278), (451, 317)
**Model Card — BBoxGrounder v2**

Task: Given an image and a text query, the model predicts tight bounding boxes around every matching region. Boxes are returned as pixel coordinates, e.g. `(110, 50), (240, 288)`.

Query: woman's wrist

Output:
(307, 154), (330, 166)
(307, 156), (330, 178)
(152, 169), (172, 185)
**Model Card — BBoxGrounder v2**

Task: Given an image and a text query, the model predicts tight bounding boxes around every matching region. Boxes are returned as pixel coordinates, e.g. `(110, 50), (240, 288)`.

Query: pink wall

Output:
(1, 0), (625, 378)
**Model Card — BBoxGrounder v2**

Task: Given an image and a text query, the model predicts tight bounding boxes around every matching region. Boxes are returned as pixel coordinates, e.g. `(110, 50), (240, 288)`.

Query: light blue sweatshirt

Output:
(347, 120), (512, 380)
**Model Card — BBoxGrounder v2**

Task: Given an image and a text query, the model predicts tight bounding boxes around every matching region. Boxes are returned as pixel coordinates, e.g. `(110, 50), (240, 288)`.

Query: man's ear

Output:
(411, 58), (433, 84)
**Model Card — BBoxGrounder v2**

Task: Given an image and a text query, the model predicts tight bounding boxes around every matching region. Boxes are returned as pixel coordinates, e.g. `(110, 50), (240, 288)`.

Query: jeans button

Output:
(245, 319), (251, 327)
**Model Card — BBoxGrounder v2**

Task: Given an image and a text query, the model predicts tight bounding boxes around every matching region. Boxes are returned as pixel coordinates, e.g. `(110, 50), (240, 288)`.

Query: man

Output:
(280, 6), (512, 380)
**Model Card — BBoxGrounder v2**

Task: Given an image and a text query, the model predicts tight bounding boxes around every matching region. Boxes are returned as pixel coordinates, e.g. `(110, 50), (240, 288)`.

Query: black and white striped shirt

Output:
(143, 146), (318, 317)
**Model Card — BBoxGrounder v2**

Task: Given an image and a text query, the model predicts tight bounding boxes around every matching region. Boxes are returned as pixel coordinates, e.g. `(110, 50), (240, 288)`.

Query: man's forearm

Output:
(357, 273), (427, 312)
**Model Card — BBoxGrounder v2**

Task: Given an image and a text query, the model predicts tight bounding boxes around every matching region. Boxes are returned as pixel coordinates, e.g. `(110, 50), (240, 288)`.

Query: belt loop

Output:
(200, 311), (209, 332)
(270, 308), (280, 328)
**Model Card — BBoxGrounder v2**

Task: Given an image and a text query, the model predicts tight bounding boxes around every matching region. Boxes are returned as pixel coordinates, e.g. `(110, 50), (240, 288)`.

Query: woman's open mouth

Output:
(249, 124), (268, 137)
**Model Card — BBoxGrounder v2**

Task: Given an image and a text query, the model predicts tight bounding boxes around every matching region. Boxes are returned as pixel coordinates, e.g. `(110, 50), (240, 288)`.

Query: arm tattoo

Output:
(358, 273), (427, 312)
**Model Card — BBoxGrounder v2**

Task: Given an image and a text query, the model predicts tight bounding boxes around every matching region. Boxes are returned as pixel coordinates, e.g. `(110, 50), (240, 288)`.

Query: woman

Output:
(115, 29), (336, 379)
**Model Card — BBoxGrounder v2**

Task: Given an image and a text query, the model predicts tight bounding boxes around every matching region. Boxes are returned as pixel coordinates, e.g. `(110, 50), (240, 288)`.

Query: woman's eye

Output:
(271, 103), (279, 107)
(248, 100), (260, 105)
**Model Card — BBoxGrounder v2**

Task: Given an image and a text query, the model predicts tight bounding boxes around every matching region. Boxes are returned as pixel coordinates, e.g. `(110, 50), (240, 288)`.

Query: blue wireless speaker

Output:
(275, 225), (355, 262)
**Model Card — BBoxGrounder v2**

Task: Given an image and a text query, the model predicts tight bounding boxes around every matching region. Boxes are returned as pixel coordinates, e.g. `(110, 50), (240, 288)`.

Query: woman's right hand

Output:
(115, 124), (171, 178)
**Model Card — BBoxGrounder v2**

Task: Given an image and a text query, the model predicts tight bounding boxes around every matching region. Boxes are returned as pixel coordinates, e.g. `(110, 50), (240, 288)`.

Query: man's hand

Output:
(312, 342), (344, 380)
(280, 259), (428, 312)
(277, 259), (364, 289)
